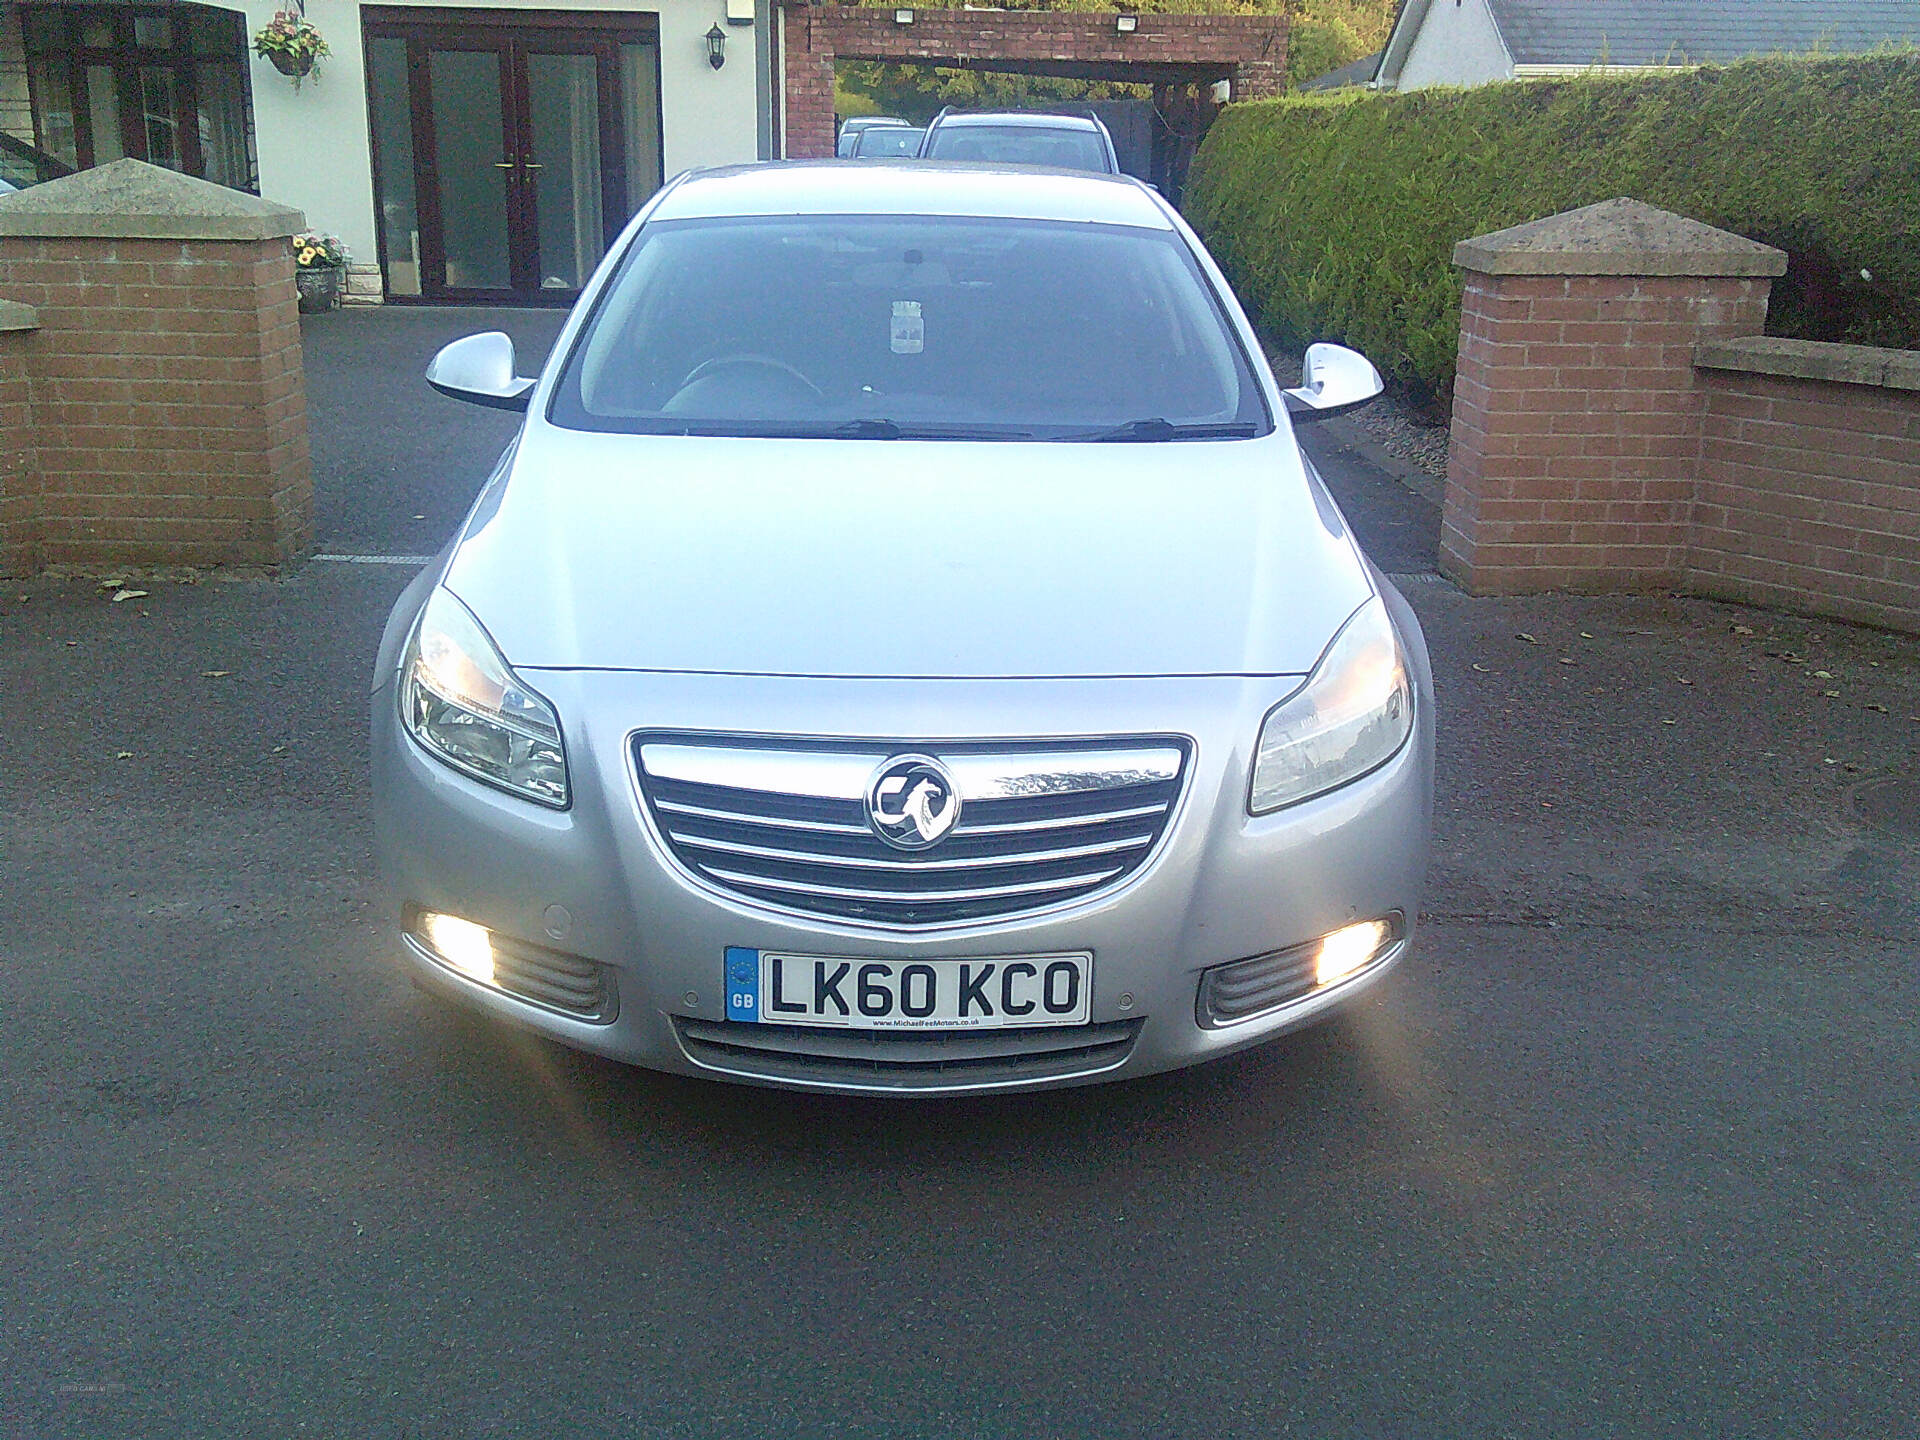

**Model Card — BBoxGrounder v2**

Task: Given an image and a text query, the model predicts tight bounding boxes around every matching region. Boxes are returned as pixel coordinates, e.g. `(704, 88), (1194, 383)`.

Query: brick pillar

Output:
(0, 158), (311, 571)
(1230, 56), (1286, 100)
(1441, 198), (1786, 594)
(781, 2), (837, 160)
(0, 301), (38, 575)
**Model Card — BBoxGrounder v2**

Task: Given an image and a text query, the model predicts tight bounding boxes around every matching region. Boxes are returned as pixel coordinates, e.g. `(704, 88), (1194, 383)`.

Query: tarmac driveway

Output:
(1, 308), (1916, 1437)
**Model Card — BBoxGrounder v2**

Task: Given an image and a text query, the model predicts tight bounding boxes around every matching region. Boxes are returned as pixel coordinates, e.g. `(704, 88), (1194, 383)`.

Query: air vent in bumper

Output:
(673, 1016), (1142, 1090)
(1196, 916), (1403, 1029)
(407, 909), (616, 1023)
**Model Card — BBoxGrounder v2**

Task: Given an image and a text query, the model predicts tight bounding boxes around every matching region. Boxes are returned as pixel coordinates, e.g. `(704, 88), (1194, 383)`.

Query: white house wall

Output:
(229, 0), (760, 295)
(1396, 0), (1512, 90)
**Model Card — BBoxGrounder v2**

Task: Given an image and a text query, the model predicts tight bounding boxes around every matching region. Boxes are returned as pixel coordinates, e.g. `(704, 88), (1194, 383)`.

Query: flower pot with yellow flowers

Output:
(293, 231), (349, 313)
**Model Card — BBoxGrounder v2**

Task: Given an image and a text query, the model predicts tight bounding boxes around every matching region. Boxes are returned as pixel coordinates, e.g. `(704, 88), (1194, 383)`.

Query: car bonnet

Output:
(441, 427), (1372, 680)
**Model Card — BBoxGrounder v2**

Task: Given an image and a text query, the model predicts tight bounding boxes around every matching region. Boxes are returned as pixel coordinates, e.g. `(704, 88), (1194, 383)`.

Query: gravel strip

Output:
(1343, 395), (1451, 478)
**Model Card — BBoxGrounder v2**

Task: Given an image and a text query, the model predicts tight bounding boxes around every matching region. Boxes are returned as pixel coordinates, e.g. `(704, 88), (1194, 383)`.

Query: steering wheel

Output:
(673, 353), (824, 402)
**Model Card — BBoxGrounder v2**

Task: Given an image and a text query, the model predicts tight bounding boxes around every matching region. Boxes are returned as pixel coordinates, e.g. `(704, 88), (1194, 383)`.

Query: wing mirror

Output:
(426, 331), (536, 412)
(1282, 342), (1383, 422)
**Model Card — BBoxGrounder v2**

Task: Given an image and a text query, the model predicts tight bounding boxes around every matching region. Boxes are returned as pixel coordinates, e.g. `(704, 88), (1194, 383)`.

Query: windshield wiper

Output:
(825, 419), (1034, 441)
(1058, 418), (1263, 442)
(628, 418), (1034, 440)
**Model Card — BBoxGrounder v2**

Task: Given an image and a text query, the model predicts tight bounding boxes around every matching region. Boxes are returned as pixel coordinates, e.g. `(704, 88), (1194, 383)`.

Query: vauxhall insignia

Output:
(866, 755), (962, 850)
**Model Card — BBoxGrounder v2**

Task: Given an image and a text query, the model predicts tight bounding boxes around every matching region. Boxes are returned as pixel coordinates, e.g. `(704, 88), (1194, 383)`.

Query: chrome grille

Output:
(634, 737), (1188, 926)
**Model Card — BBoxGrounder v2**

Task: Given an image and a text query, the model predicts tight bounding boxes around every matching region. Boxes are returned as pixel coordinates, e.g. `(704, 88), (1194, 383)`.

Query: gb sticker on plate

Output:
(890, 300), (924, 355)
(724, 946), (759, 1022)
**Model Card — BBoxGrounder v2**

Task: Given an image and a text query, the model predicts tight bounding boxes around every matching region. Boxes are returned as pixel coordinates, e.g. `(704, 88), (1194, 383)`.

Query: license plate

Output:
(723, 947), (1092, 1030)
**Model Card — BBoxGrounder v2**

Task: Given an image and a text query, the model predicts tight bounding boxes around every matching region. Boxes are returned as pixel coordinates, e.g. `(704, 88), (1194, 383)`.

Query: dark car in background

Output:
(918, 110), (1120, 174)
(835, 116), (910, 158)
(849, 125), (925, 159)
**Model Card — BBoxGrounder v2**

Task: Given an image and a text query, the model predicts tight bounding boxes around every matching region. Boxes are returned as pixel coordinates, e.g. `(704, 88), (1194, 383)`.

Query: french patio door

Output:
(364, 10), (662, 305)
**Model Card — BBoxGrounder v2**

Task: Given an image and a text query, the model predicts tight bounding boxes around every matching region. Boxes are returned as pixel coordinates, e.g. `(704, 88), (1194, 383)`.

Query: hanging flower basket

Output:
(266, 48), (315, 79)
(254, 10), (330, 89)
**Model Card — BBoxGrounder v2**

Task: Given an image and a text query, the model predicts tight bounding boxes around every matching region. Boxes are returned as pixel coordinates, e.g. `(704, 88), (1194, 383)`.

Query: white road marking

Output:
(313, 553), (435, 566)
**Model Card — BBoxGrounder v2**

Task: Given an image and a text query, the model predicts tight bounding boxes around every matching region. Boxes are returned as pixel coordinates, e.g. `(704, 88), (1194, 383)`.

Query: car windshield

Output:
(550, 214), (1267, 440)
(922, 124), (1110, 171)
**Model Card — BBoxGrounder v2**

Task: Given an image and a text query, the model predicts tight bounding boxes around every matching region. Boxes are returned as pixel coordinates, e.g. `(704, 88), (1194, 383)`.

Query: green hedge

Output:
(1184, 55), (1920, 398)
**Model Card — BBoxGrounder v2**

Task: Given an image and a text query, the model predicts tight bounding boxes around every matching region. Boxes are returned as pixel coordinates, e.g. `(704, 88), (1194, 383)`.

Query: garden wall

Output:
(0, 159), (312, 574)
(1442, 199), (1920, 636)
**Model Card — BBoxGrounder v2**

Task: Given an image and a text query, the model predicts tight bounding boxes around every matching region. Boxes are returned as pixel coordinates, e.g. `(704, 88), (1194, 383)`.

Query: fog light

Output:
(422, 911), (494, 985)
(1316, 919), (1389, 988)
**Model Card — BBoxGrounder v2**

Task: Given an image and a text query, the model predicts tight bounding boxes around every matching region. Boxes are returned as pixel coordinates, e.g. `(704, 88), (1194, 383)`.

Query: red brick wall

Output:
(0, 236), (312, 570)
(1689, 371), (1920, 632)
(1442, 272), (1771, 593)
(0, 327), (38, 575)
(783, 4), (1286, 159)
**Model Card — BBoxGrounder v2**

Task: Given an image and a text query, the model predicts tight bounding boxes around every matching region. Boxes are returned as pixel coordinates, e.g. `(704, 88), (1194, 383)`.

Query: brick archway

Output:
(778, 2), (1288, 160)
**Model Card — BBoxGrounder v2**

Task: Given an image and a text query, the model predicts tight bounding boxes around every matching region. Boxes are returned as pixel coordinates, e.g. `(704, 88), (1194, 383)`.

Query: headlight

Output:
(401, 587), (569, 808)
(1249, 595), (1412, 814)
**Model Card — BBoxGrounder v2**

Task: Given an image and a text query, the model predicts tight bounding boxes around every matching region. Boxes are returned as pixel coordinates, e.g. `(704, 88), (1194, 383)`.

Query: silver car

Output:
(374, 161), (1433, 1095)
(918, 109), (1120, 173)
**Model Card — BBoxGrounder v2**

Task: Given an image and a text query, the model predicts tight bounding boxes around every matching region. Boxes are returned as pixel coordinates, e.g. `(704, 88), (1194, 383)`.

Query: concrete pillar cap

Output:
(1453, 197), (1786, 278)
(0, 158), (305, 242)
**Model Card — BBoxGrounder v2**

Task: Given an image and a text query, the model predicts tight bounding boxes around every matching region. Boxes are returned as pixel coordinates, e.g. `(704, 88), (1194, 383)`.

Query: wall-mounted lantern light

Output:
(706, 22), (727, 68)
(1115, 13), (1138, 33)
(894, 9), (915, 24)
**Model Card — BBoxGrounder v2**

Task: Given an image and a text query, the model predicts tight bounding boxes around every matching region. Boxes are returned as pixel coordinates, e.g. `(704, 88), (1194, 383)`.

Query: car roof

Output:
(933, 111), (1103, 132)
(651, 161), (1169, 228)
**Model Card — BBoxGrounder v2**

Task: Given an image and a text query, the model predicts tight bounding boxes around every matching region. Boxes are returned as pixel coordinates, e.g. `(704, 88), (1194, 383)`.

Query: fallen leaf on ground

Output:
(1579, 631), (1593, 639)
(272, 745), (287, 754)
(115, 751), (133, 760)
(1813, 670), (1833, 679)
(1824, 690), (1841, 698)
(1516, 633), (1537, 644)
(1471, 663), (1491, 673)
(1866, 703), (1888, 713)
(110, 589), (148, 603)
(1677, 678), (1693, 686)
(1557, 657), (1576, 665)
(200, 670), (231, 679)
(1730, 624), (1755, 635)
(1661, 718), (1677, 725)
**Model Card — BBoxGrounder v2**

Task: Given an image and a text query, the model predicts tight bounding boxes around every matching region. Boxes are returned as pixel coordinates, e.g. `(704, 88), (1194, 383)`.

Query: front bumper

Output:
(373, 662), (1433, 1095)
